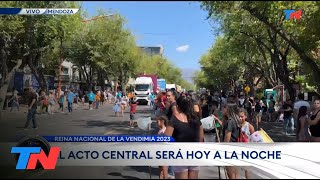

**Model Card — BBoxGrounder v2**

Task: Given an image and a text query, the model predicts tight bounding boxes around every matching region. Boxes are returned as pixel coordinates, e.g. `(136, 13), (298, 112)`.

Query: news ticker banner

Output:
(0, 8), (78, 15)
(42, 135), (175, 142)
(1, 141), (320, 179)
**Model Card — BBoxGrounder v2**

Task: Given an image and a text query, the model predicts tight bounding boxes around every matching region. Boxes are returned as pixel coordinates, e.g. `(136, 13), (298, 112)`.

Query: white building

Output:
(54, 60), (80, 90)
(61, 61), (80, 82)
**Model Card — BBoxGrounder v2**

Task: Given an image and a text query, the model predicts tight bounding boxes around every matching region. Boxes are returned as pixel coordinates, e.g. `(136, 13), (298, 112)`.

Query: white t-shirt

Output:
(294, 100), (310, 110)
(158, 127), (166, 135)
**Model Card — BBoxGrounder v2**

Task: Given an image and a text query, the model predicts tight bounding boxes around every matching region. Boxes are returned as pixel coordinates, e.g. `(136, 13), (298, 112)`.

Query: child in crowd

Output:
(129, 99), (138, 128)
(156, 115), (174, 179)
(239, 108), (255, 179)
(113, 99), (122, 117)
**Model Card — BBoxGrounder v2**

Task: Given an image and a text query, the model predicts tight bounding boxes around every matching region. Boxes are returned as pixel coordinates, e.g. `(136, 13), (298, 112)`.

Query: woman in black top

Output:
(165, 90), (178, 120)
(165, 96), (204, 179)
(307, 99), (320, 142)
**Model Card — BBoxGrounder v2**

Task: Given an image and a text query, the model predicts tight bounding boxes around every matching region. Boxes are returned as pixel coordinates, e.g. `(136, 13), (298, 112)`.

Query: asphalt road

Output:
(0, 103), (282, 179)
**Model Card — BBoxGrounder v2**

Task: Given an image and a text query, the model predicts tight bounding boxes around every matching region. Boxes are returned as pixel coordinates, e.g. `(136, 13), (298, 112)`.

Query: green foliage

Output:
(194, 36), (242, 91)
(199, 1), (320, 93)
(0, 3), (194, 91)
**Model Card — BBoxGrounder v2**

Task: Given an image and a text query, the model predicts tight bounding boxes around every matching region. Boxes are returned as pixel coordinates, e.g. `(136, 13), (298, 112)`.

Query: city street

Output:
(0, 103), (224, 179)
(0, 103), (284, 179)
(0, 1), (318, 179)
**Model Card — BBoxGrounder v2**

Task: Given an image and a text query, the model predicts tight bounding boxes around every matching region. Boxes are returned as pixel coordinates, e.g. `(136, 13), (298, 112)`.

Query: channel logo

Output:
(11, 147), (60, 170)
(11, 136), (59, 170)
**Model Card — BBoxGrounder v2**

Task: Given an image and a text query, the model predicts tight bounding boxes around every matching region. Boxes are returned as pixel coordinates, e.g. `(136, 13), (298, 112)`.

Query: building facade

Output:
(54, 61), (80, 91)
(139, 45), (164, 56)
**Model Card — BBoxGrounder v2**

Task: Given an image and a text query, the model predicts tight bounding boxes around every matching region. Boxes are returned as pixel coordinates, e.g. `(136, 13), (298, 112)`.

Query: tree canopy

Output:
(0, 2), (191, 95)
(196, 1), (320, 97)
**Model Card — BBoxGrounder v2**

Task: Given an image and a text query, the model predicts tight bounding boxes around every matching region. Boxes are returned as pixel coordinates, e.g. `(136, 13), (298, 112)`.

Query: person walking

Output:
(149, 92), (155, 110)
(48, 91), (56, 115)
(67, 89), (76, 114)
(307, 99), (320, 142)
(296, 106), (310, 142)
(58, 91), (65, 113)
(294, 93), (310, 129)
(282, 99), (294, 135)
(164, 96), (204, 179)
(88, 90), (95, 110)
(253, 97), (262, 130)
(24, 88), (38, 130)
(9, 91), (20, 112)
(95, 90), (101, 109)
(239, 108), (255, 179)
(129, 98), (138, 128)
(222, 103), (241, 179)
(113, 99), (122, 117)
(157, 115), (174, 179)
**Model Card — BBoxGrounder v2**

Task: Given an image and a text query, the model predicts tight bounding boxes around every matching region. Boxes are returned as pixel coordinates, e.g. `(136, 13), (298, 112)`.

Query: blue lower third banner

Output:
(43, 135), (175, 142)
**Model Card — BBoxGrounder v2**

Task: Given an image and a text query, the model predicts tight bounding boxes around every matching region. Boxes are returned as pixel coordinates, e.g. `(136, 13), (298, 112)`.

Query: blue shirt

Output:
(150, 94), (155, 101)
(59, 95), (64, 103)
(67, 92), (76, 103)
(88, 92), (95, 102)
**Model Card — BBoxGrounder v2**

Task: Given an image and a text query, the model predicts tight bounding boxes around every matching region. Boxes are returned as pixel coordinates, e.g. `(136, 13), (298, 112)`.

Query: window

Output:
(62, 67), (69, 75)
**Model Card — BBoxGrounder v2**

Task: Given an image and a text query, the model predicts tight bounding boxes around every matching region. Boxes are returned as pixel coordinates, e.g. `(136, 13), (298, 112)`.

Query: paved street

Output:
(1, 103), (225, 179)
(0, 103), (283, 179)
(258, 121), (296, 142)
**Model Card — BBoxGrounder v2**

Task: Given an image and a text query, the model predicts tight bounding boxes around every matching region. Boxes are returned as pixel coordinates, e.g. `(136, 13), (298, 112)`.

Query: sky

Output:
(82, 1), (216, 81)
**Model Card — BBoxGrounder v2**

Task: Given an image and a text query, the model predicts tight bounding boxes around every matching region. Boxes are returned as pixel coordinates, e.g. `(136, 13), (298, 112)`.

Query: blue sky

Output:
(82, 1), (216, 78)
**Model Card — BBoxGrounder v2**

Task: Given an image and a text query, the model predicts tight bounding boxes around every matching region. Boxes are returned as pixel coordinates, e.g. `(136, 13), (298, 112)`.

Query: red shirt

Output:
(130, 103), (138, 114)
(160, 96), (166, 110)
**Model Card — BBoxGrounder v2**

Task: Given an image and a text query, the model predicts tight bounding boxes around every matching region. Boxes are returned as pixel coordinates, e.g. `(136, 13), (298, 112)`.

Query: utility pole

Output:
(58, 37), (63, 99)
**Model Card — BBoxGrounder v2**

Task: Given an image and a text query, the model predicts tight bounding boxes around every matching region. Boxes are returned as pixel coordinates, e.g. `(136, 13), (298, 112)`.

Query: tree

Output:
(201, 1), (320, 93)
(194, 37), (243, 93)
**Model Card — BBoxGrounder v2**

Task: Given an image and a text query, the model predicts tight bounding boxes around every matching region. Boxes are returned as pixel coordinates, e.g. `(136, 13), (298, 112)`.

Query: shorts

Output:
(89, 101), (93, 105)
(130, 114), (135, 120)
(173, 166), (200, 173)
(254, 111), (262, 117)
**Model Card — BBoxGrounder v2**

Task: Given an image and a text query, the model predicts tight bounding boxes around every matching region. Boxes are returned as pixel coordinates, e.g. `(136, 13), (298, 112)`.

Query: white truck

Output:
(166, 84), (176, 90)
(134, 77), (154, 105)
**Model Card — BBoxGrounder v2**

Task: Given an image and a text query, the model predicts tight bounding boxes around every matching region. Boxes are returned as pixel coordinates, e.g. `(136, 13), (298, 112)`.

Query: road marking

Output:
(104, 130), (116, 135)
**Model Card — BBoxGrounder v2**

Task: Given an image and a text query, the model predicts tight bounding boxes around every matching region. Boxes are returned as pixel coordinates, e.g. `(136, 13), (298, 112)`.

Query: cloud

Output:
(176, 45), (190, 52)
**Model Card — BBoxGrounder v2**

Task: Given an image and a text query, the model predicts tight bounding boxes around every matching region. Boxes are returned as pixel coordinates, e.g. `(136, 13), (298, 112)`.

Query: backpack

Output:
(238, 128), (249, 143)
(236, 120), (249, 143)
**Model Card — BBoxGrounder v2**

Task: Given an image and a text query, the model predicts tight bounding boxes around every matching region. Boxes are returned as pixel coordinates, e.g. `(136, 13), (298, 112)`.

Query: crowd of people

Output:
(18, 87), (131, 129)
(8, 86), (320, 179)
(148, 89), (320, 179)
